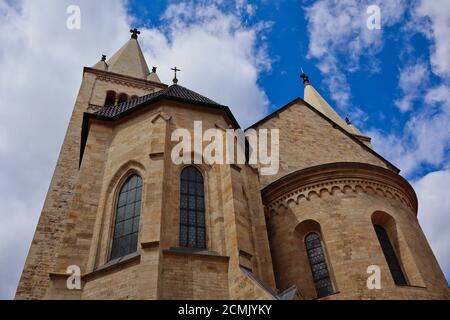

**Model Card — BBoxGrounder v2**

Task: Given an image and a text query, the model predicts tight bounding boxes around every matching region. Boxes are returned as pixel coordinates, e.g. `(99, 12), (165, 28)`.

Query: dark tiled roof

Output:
(80, 84), (239, 165)
(95, 84), (222, 119)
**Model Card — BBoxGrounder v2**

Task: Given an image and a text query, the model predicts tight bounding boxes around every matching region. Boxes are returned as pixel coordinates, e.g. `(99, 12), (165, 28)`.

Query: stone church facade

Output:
(16, 31), (449, 300)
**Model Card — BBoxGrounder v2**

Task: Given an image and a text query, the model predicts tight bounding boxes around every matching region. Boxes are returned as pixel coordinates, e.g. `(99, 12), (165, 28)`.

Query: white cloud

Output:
(370, 84), (450, 175)
(413, 169), (450, 281)
(304, 0), (450, 285)
(0, 0), (271, 299)
(366, 1), (450, 179)
(139, 1), (271, 127)
(414, 0), (450, 80)
(366, 1), (450, 283)
(304, 0), (407, 109)
(0, 0), (132, 300)
(394, 62), (429, 112)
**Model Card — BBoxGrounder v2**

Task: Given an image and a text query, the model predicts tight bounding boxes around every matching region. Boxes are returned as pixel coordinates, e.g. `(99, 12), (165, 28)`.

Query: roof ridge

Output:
(93, 84), (223, 119)
(246, 97), (400, 173)
(165, 84), (221, 105)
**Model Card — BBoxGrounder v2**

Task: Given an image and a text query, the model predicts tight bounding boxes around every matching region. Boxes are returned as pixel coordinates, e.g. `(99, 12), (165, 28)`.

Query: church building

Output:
(16, 29), (450, 300)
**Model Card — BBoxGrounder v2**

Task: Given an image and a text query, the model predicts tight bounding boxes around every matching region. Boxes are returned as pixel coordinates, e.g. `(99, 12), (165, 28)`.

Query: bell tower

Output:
(16, 29), (166, 300)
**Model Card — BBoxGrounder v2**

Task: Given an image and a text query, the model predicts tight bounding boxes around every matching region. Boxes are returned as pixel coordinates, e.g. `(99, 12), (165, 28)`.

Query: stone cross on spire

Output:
(130, 28), (140, 39)
(171, 66), (181, 84)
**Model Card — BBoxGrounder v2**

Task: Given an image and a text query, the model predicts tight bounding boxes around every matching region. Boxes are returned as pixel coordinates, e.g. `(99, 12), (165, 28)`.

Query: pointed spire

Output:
(302, 73), (358, 130)
(92, 54), (108, 71)
(301, 73), (372, 146)
(147, 66), (161, 83)
(105, 29), (150, 79)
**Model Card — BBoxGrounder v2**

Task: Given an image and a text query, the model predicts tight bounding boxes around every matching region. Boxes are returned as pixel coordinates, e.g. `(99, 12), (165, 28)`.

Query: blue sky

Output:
(0, 0), (449, 299)
(127, 0), (449, 179)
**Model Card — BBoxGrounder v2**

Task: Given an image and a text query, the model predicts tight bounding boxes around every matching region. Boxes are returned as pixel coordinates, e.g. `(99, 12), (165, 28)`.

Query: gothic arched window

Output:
(179, 166), (206, 249)
(373, 224), (407, 286)
(110, 174), (142, 260)
(305, 232), (334, 298)
(104, 90), (116, 107)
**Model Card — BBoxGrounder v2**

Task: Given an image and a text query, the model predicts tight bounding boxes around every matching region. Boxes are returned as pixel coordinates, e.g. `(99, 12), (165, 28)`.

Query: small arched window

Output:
(104, 90), (116, 107)
(179, 166), (206, 249)
(305, 232), (333, 298)
(110, 174), (142, 260)
(117, 93), (128, 104)
(373, 224), (407, 286)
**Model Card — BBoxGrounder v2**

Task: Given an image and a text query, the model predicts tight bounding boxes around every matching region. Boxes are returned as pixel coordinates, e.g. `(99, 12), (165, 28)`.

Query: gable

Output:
(251, 99), (398, 188)
(80, 84), (240, 165)
(80, 99), (238, 166)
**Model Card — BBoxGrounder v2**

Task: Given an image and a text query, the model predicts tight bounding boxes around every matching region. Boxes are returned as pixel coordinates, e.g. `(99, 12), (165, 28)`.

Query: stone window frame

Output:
(371, 211), (425, 288)
(304, 231), (334, 298)
(109, 174), (143, 261)
(91, 162), (147, 270)
(179, 166), (207, 249)
(295, 219), (338, 299)
(105, 169), (145, 262)
(174, 163), (212, 251)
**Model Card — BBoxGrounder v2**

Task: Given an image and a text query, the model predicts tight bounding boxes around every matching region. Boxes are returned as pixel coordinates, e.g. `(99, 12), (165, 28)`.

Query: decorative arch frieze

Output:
(85, 67), (166, 91)
(262, 162), (417, 218)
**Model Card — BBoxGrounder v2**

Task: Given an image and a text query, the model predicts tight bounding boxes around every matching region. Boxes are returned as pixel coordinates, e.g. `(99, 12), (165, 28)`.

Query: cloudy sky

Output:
(0, 0), (449, 299)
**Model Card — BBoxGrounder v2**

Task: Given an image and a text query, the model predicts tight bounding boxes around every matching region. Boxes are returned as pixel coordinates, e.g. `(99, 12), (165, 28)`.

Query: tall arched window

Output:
(373, 224), (407, 286)
(179, 166), (206, 249)
(104, 90), (116, 107)
(110, 174), (142, 260)
(305, 232), (333, 298)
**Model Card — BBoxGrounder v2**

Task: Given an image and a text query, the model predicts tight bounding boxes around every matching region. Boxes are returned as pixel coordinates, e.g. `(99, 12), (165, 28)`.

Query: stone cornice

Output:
(262, 162), (418, 217)
(84, 67), (168, 90)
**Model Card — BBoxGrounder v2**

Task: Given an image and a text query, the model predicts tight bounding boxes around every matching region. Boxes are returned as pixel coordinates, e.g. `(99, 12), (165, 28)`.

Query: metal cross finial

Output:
(101, 54), (107, 61)
(130, 28), (140, 39)
(171, 66), (181, 84)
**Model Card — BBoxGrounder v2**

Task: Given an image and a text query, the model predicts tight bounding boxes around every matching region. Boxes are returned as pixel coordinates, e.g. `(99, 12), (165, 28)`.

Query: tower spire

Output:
(100, 28), (150, 79)
(302, 71), (353, 130)
(92, 54), (108, 71)
(301, 71), (370, 144)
